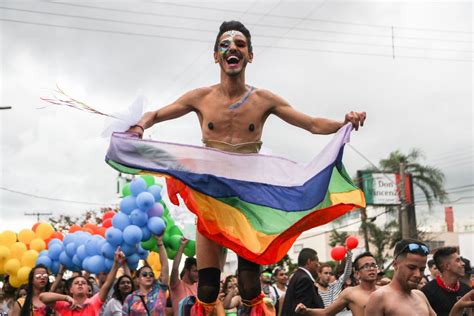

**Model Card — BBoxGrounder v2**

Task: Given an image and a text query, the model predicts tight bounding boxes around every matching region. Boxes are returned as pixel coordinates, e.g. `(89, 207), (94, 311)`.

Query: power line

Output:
(2, 18), (471, 63)
(30, 3), (474, 44)
(0, 186), (115, 206)
(4, 6), (471, 54)
(155, 2), (473, 35)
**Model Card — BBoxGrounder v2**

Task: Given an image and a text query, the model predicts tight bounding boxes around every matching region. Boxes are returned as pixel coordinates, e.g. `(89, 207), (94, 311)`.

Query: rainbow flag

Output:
(106, 124), (365, 264)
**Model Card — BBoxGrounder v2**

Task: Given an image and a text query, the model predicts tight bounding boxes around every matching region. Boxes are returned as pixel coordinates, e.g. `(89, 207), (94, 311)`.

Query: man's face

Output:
(214, 30), (253, 76)
(444, 252), (465, 277)
(394, 253), (427, 290)
(188, 265), (199, 284)
(275, 270), (288, 285)
(318, 267), (333, 287)
(429, 264), (439, 277)
(70, 277), (88, 296)
(307, 255), (320, 276)
(355, 256), (378, 282)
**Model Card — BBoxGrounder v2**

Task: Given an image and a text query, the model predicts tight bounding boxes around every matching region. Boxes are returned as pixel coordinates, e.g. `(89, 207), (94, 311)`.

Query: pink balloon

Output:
(345, 236), (359, 250)
(331, 246), (347, 261)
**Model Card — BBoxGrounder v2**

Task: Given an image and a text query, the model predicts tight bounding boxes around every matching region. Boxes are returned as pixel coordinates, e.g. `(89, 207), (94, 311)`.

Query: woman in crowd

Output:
(122, 236), (169, 315)
(39, 247), (124, 315)
(222, 275), (240, 316)
(102, 275), (135, 316)
(10, 264), (54, 316)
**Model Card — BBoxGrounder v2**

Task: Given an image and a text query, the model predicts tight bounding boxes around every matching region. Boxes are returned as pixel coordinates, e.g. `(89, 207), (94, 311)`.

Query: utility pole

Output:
(24, 212), (53, 222)
(399, 162), (410, 239)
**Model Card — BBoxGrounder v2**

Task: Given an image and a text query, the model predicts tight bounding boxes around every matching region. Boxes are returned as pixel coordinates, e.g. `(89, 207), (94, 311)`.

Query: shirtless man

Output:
(127, 20), (366, 314)
(295, 251), (378, 316)
(364, 239), (435, 316)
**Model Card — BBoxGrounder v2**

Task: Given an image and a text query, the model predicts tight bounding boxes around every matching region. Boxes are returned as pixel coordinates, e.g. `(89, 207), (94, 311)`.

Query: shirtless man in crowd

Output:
(128, 20), (366, 314)
(364, 239), (435, 316)
(295, 252), (378, 316)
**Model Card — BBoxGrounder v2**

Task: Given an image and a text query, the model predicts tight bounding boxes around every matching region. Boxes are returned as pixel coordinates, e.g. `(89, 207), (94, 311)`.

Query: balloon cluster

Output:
(0, 223), (63, 287)
(120, 175), (196, 260)
(330, 236), (359, 261)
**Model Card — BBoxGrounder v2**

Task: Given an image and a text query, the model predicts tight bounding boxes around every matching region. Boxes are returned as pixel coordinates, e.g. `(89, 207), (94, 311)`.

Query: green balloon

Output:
(184, 240), (196, 257)
(151, 243), (160, 253)
(163, 216), (175, 228)
(166, 247), (177, 260)
(162, 231), (171, 245)
(141, 237), (157, 251)
(122, 183), (131, 197)
(168, 234), (182, 251)
(168, 225), (183, 237)
(160, 201), (169, 217)
(141, 175), (155, 187)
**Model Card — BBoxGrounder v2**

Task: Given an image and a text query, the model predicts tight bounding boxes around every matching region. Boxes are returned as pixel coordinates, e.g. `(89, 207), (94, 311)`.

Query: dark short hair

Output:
(394, 239), (429, 259)
(427, 259), (436, 268)
(433, 246), (458, 272)
(298, 248), (317, 266)
(180, 257), (197, 279)
(214, 21), (253, 54)
(353, 252), (376, 270)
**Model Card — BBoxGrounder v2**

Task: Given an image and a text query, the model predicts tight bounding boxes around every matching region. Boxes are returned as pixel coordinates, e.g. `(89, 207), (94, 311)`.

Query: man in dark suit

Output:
(281, 248), (323, 315)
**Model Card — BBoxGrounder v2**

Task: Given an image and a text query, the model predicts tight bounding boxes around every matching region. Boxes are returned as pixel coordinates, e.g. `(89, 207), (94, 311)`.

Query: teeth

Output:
(227, 56), (240, 61)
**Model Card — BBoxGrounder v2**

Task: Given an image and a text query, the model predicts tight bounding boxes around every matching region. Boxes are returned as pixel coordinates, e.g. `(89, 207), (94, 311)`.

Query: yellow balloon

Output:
(0, 261), (4, 274)
(21, 250), (39, 268)
(4, 258), (21, 275)
(17, 266), (31, 283)
(0, 245), (11, 262)
(9, 275), (24, 288)
(147, 252), (161, 276)
(9, 242), (27, 260)
(29, 238), (46, 252)
(18, 229), (36, 245)
(0, 231), (17, 247)
(36, 223), (54, 240)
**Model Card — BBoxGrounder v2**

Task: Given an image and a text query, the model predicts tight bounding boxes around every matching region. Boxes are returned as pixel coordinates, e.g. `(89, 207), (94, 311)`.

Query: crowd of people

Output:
(0, 237), (472, 316)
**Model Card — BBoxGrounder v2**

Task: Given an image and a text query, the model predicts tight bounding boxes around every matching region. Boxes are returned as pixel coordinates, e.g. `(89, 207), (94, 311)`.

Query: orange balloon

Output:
(51, 231), (64, 241)
(69, 224), (81, 233)
(102, 218), (112, 228)
(35, 223), (54, 240)
(83, 223), (97, 234)
(29, 238), (46, 252)
(18, 229), (36, 245)
(31, 222), (40, 232)
(97, 227), (107, 237)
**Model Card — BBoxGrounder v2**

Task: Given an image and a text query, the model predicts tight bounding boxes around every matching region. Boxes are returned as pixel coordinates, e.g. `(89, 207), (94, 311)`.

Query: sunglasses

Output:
(140, 272), (154, 278)
(34, 273), (49, 279)
(357, 263), (379, 271)
(395, 243), (430, 258)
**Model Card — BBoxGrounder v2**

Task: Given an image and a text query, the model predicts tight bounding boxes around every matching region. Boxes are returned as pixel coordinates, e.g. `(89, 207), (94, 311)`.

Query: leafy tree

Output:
(329, 229), (349, 247)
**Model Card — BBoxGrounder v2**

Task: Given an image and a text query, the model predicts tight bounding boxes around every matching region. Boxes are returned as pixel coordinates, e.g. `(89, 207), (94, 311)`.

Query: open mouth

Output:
(226, 55), (240, 65)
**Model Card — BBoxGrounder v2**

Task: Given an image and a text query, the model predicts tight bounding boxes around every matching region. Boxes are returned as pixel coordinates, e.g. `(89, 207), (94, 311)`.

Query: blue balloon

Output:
(126, 253), (140, 266)
(148, 203), (164, 218)
(39, 250), (48, 257)
(120, 242), (136, 256)
(101, 242), (116, 259)
(104, 258), (114, 272)
(128, 260), (139, 271)
(65, 243), (77, 258)
(88, 255), (106, 274)
(85, 239), (100, 256)
(59, 252), (74, 268)
(130, 209), (148, 227)
(48, 243), (63, 261)
(72, 254), (82, 267)
(63, 233), (76, 246)
(76, 245), (88, 261)
(48, 238), (62, 247)
(96, 238), (107, 253)
(120, 196), (137, 215)
(74, 232), (90, 247)
(105, 227), (123, 247)
(130, 178), (147, 196)
(51, 260), (60, 275)
(148, 185), (162, 202)
(36, 256), (52, 268)
(137, 246), (148, 260)
(112, 212), (131, 231)
(141, 226), (152, 242)
(123, 225), (143, 245)
(136, 192), (155, 212)
(147, 217), (166, 235)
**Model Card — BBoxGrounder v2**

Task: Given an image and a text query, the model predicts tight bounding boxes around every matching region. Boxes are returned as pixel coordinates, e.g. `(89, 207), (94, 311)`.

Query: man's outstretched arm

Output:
(267, 90), (366, 134)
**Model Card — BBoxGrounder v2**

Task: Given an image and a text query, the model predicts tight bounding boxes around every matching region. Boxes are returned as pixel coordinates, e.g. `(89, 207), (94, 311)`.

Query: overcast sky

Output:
(1, 0), (472, 233)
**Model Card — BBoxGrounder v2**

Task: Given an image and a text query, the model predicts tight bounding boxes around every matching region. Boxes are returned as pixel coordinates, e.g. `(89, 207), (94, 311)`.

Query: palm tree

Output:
(379, 149), (447, 208)
(378, 149), (447, 238)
